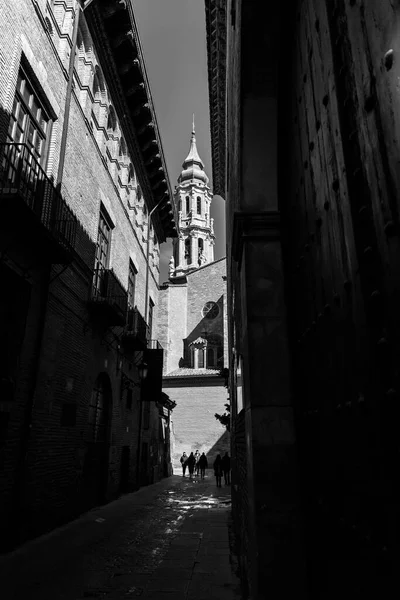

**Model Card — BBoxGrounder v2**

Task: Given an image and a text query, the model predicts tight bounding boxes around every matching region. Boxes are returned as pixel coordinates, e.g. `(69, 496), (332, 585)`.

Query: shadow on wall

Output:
(205, 428), (230, 465)
(181, 295), (225, 368)
(171, 429), (230, 473)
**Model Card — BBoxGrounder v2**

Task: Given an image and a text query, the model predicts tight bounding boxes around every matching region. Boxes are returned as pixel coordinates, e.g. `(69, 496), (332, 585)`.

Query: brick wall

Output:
(0, 0), (168, 549)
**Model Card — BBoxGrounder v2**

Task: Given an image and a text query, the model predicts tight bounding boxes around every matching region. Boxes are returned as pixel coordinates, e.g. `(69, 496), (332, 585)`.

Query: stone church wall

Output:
(165, 379), (230, 470)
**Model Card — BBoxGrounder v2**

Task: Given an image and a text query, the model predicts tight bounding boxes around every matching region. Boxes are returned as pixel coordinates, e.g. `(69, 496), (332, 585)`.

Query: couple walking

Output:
(180, 450), (208, 478)
(213, 452), (231, 487)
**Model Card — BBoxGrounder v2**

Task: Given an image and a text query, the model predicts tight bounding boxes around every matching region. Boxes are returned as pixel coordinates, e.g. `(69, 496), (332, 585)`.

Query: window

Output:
(119, 137), (127, 157)
(127, 260), (137, 309)
(8, 68), (51, 166)
(92, 73), (101, 101)
(198, 238), (204, 264)
(198, 348), (205, 368)
(197, 196), (201, 214)
(179, 199), (182, 212)
(128, 164), (135, 186)
(186, 196), (190, 214)
(93, 208), (112, 295)
(202, 301), (219, 319)
(88, 375), (110, 443)
(107, 105), (117, 133)
(148, 298), (154, 340)
(185, 238), (191, 265)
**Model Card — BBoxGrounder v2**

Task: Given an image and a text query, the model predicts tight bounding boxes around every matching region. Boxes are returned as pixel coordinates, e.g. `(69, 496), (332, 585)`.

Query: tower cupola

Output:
(169, 118), (215, 279)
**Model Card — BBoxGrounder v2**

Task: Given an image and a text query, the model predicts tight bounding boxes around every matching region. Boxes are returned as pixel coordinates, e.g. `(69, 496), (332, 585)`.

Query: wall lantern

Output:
(138, 361), (149, 382)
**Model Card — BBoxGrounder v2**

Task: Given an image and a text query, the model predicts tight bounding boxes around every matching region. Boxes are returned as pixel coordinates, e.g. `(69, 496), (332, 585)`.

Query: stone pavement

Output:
(0, 471), (242, 599)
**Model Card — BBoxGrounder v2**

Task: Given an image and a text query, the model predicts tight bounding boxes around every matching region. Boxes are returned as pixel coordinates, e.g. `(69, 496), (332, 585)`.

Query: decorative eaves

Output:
(83, 0), (178, 242)
(205, 0), (227, 198)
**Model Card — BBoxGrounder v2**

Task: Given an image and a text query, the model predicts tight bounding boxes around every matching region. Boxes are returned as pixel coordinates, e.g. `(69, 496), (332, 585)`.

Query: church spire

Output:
(179, 117), (208, 184)
(170, 121), (215, 279)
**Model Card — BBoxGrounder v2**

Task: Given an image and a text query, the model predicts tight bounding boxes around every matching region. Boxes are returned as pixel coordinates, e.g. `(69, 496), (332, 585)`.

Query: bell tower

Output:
(169, 118), (215, 279)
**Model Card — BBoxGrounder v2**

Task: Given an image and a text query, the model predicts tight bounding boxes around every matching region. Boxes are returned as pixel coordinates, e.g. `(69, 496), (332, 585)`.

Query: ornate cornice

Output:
(232, 211), (281, 264)
(205, 0), (227, 198)
(84, 0), (178, 242)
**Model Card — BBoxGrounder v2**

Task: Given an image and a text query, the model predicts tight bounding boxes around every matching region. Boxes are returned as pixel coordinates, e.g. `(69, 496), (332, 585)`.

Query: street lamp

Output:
(135, 359), (149, 490)
(137, 360), (149, 382)
(144, 194), (171, 324)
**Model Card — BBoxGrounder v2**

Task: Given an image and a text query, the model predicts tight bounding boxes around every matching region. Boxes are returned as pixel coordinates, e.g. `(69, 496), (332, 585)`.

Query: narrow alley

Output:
(0, 472), (240, 600)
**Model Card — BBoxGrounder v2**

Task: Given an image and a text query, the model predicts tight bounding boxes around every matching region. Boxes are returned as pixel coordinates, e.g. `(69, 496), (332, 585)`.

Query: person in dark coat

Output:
(187, 452), (196, 478)
(213, 454), (223, 487)
(198, 452), (208, 478)
(221, 451), (231, 485)
(180, 452), (188, 476)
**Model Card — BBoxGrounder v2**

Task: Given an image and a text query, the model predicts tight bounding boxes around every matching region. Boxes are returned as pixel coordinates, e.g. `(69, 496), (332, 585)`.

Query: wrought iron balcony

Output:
(121, 306), (150, 352)
(0, 143), (77, 262)
(89, 267), (128, 326)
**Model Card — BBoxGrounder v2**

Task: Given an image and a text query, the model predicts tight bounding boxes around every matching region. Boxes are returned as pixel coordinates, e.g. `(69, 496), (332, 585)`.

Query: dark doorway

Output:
(83, 373), (112, 508)
(120, 445), (130, 494)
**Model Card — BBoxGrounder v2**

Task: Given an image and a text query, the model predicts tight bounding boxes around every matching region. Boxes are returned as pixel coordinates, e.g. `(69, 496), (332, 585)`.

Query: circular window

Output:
(202, 301), (219, 319)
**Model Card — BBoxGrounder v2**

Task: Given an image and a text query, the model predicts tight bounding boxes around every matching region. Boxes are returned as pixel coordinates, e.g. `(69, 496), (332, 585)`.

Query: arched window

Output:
(185, 238), (191, 264)
(198, 238), (204, 265)
(197, 196), (201, 214)
(119, 137), (127, 157)
(92, 74), (101, 101)
(207, 348), (215, 367)
(178, 199), (182, 212)
(186, 196), (190, 214)
(128, 164), (134, 185)
(198, 348), (205, 368)
(107, 105), (117, 133)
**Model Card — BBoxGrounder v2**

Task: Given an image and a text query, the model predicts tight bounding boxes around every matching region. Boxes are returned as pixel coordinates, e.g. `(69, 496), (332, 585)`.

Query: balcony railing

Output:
(0, 143), (77, 258)
(122, 306), (149, 351)
(89, 267), (128, 325)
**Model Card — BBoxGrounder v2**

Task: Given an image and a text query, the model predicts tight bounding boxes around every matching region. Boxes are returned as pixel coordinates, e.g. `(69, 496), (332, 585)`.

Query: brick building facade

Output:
(156, 127), (229, 470)
(0, 0), (177, 551)
(206, 0), (400, 598)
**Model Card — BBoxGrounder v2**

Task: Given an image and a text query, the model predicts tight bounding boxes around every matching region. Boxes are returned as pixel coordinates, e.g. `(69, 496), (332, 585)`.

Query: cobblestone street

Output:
(0, 472), (241, 600)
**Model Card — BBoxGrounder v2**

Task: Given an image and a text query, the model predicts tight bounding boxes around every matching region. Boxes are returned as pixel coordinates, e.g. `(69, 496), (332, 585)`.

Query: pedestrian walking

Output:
(221, 451), (231, 485)
(187, 452), (196, 478)
(194, 450), (200, 475)
(180, 452), (188, 476)
(213, 454), (223, 487)
(198, 452), (208, 478)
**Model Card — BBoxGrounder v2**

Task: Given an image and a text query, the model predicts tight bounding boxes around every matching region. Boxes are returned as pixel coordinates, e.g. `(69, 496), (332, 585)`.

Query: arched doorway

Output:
(82, 373), (112, 508)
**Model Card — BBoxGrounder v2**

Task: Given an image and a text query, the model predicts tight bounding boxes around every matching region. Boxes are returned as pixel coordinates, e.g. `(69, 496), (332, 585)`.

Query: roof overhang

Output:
(205, 0), (227, 198)
(83, 0), (178, 242)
